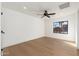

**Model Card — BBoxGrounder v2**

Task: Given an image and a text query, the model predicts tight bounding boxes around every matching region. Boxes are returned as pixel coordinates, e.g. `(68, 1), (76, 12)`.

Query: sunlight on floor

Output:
(64, 41), (76, 47)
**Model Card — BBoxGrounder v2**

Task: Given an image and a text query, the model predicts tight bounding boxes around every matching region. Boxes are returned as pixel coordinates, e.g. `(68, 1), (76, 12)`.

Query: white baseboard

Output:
(2, 34), (45, 48)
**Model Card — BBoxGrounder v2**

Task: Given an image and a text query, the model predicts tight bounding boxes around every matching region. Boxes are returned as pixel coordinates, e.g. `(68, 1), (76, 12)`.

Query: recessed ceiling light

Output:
(24, 6), (27, 9)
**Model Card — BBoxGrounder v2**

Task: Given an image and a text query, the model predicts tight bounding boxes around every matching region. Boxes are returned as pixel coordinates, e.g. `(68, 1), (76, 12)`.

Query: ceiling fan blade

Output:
(41, 15), (45, 18)
(36, 14), (43, 15)
(46, 15), (50, 18)
(48, 13), (56, 15)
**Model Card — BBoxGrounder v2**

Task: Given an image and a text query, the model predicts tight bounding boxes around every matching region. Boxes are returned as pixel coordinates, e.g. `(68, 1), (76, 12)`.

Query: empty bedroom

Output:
(1, 2), (79, 56)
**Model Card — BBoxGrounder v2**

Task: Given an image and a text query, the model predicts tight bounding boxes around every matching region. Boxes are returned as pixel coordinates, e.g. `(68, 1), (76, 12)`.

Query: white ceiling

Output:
(2, 2), (79, 18)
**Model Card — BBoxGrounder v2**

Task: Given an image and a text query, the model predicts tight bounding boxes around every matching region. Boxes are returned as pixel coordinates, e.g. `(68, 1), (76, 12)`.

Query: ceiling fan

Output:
(41, 10), (56, 18)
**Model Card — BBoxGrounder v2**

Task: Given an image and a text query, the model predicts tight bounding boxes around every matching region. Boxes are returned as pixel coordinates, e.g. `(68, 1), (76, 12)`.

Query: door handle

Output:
(1, 30), (5, 34)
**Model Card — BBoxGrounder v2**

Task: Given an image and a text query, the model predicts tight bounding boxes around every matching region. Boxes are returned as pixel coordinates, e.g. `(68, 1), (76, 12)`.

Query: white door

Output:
(1, 8), (6, 49)
(0, 2), (1, 55)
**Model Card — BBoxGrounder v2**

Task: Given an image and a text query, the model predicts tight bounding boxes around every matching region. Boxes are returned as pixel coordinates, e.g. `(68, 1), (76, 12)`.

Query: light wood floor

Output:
(2, 37), (79, 56)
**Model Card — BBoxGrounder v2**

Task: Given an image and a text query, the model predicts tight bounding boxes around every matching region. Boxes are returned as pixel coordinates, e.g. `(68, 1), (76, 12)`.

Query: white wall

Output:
(1, 8), (45, 48)
(45, 12), (77, 41)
